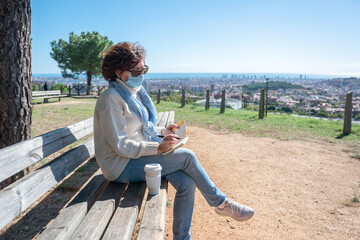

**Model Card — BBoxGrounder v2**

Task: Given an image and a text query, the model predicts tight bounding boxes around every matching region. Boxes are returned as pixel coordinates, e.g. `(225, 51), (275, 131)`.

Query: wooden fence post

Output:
(205, 89), (210, 110)
(66, 85), (73, 96)
(265, 78), (269, 116)
(220, 89), (225, 114)
(74, 85), (84, 96)
(181, 88), (185, 107)
(74, 85), (80, 96)
(259, 88), (265, 119)
(157, 89), (160, 104)
(97, 86), (105, 96)
(86, 85), (93, 96)
(343, 91), (352, 135)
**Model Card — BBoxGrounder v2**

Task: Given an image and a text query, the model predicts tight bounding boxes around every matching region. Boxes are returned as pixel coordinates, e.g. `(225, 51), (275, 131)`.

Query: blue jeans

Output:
(113, 148), (226, 240)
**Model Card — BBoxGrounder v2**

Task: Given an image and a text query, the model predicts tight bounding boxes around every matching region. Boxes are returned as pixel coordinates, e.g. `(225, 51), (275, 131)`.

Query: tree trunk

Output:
(0, 0), (32, 149)
(86, 71), (92, 95)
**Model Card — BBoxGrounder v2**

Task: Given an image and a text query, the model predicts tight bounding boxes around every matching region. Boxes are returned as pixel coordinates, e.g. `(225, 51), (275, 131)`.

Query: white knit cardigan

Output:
(93, 79), (161, 181)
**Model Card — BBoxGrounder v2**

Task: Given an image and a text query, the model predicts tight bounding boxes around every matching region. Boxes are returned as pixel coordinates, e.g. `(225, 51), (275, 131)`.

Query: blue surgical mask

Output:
(126, 73), (144, 88)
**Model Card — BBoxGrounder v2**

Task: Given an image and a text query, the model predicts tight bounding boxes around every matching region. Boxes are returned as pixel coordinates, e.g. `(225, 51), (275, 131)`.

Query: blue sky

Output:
(31, 0), (360, 76)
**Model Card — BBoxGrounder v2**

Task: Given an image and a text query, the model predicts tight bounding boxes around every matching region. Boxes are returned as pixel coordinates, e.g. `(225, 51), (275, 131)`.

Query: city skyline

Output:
(31, 0), (360, 76)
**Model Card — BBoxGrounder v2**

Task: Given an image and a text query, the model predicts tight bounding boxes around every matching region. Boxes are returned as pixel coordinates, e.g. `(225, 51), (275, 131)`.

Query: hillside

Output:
(242, 81), (304, 92)
(320, 77), (360, 89)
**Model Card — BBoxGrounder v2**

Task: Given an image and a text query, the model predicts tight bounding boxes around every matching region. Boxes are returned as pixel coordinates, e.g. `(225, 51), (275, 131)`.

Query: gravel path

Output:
(165, 126), (360, 240)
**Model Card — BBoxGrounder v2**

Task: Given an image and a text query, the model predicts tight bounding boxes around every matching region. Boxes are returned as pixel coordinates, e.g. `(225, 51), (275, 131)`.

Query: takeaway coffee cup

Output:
(144, 163), (162, 195)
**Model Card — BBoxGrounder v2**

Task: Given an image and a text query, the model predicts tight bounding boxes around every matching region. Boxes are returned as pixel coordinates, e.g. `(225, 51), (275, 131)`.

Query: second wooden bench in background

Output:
(32, 90), (67, 103)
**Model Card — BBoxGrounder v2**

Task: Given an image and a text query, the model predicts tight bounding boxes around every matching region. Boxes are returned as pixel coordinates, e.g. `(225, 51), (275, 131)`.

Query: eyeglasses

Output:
(128, 65), (149, 77)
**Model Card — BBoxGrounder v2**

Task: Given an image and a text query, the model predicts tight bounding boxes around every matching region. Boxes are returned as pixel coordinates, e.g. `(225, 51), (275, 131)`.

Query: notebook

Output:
(163, 120), (189, 155)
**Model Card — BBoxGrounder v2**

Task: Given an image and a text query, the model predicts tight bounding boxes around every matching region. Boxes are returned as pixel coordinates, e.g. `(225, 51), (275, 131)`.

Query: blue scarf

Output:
(109, 80), (161, 143)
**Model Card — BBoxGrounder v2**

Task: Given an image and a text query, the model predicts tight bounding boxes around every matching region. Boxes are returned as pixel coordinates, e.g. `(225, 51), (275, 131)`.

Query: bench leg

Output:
(44, 98), (48, 103)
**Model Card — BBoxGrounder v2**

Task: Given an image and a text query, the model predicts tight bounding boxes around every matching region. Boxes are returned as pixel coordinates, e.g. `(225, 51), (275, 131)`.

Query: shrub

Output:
(336, 112), (344, 119)
(32, 84), (39, 91)
(317, 110), (328, 118)
(280, 106), (293, 113)
(354, 114), (360, 121)
(267, 105), (276, 111)
(51, 83), (65, 91)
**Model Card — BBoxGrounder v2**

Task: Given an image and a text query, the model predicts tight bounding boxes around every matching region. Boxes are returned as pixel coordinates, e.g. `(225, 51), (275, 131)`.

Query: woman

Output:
(94, 42), (254, 240)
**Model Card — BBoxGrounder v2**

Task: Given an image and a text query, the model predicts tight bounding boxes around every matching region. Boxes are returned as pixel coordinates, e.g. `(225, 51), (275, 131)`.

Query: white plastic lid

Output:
(144, 163), (162, 172)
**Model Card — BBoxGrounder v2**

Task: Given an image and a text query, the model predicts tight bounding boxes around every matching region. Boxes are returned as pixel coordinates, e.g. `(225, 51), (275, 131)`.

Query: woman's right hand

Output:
(157, 134), (180, 154)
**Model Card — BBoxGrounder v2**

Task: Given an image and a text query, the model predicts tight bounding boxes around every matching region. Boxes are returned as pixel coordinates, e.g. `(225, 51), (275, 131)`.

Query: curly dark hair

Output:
(101, 42), (146, 81)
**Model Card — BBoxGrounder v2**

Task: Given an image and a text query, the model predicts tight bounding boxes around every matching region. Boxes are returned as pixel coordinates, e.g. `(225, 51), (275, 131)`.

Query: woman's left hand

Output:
(161, 124), (179, 136)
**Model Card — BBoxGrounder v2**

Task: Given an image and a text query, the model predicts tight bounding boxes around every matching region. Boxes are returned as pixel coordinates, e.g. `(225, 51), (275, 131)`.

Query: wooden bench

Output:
(32, 90), (67, 103)
(0, 111), (175, 240)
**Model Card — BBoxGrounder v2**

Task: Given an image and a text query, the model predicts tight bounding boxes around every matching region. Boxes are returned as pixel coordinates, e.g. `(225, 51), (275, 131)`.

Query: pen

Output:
(157, 135), (181, 140)
(172, 120), (185, 131)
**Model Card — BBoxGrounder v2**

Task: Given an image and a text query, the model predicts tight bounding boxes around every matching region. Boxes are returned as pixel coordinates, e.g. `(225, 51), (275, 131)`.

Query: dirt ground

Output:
(164, 126), (360, 240)
(1, 125), (359, 239)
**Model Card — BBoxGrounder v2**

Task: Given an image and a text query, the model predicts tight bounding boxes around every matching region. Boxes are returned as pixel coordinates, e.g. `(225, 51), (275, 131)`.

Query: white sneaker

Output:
(215, 198), (254, 221)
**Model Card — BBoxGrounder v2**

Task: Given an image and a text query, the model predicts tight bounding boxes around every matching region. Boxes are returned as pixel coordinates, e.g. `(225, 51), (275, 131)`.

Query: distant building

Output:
(191, 86), (205, 92)
(308, 98), (323, 106)
(196, 99), (242, 110)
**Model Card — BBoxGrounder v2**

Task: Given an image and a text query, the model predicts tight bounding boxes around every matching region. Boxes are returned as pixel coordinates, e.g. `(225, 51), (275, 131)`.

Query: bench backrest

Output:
(0, 111), (175, 232)
(0, 118), (94, 230)
(37, 111), (174, 240)
(32, 90), (62, 97)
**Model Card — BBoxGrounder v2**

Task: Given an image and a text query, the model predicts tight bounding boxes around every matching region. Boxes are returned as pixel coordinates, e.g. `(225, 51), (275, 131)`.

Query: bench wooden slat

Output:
(69, 182), (127, 240)
(157, 112), (164, 124)
(0, 118), (93, 183)
(158, 111), (169, 128)
(0, 138), (95, 230)
(32, 95), (67, 99)
(32, 90), (61, 96)
(167, 111), (175, 126)
(32, 92), (45, 96)
(33, 90), (61, 94)
(37, 169), (108, 240)
(137, 179), (168, 240)
(102, 182), (147, 240)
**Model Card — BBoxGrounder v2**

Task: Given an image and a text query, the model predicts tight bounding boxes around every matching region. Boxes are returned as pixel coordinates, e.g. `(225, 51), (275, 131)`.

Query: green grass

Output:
(32, 97), (97, 137)
(344, 189), (360, 206)
(352, 193), (360, 203)
(155, 101), (360, 144)
(31, 98), (360, 151)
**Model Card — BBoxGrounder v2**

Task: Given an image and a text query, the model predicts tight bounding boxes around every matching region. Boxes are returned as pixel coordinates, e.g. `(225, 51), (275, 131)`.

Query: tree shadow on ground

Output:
(336, 133), (350, 139)
(0, 159), (99, 240)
